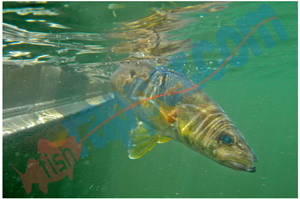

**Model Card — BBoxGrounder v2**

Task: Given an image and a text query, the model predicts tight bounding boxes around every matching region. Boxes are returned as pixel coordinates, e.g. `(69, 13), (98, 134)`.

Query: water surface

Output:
(3, 2), (297, 198)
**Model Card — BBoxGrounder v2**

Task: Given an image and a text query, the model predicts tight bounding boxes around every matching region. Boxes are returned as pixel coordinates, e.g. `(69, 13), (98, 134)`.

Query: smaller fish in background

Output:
(108, 3), (125, 9)
(108, 4), (125, 17)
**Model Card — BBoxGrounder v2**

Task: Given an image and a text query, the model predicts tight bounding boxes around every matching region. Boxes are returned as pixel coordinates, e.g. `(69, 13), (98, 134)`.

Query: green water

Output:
(3, 1), (297, 198)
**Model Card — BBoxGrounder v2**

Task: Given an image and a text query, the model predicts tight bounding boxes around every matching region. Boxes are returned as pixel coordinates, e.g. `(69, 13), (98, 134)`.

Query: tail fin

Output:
(10, 163), (23, 176)
(10, 163), (32, 194)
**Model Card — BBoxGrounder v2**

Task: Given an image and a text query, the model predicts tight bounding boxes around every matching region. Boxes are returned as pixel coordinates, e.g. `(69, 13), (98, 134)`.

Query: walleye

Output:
(110, 60), (258, 172)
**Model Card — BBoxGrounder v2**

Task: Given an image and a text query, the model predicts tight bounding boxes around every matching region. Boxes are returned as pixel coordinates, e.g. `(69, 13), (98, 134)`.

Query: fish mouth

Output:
(227, 161), (256, 173)
(213, 147), (258, 172)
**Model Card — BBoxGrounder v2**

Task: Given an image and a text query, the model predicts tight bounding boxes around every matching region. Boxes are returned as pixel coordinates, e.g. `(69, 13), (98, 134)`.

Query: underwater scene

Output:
(3, 1), (298, 198)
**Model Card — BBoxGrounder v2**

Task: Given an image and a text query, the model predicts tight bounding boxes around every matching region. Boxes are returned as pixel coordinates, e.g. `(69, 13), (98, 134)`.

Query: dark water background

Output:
(3, 1), (297, 198)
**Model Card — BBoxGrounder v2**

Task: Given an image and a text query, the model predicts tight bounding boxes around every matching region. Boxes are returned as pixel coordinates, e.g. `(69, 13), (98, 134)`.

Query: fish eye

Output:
(220, 132), (234, 145)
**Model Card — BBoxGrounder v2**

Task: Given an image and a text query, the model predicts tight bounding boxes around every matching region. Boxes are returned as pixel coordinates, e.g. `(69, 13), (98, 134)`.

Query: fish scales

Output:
(110, 60), (258, 172)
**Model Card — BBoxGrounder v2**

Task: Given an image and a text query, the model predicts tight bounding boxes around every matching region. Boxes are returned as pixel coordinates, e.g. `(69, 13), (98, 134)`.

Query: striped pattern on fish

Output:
(110, 60), (258, 172)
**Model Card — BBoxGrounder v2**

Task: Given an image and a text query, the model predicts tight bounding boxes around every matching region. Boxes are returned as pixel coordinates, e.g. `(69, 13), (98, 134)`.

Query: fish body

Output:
(110, 60), (258, 172)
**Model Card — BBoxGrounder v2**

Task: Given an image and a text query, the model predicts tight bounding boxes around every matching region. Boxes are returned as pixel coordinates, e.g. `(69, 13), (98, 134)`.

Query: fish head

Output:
(176, 104), (258, 172)
(205, 128), (258, 173)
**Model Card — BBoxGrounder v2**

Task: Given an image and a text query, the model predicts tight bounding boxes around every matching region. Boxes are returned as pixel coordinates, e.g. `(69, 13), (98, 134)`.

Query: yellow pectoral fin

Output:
(129, 121), (151, 145)
(128, 121), (161, 159)
(158, 136), (172, 143)
(128, 133), (160, 159)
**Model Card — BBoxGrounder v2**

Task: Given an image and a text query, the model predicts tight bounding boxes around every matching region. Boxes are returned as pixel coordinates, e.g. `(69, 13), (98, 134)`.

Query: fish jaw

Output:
(208, 129), (259, 172)
(228, 162), (257, 173)
(212, 145), (258, 172)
